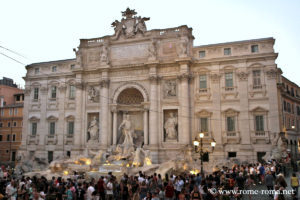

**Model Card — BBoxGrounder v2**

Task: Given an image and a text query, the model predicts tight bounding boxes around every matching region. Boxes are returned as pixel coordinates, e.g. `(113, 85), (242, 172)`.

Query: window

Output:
(226, 116), (235, 132)
(284, 101), (287, 111)
(200, 118), (208, 133)
(32, 123), (37, 135)
(291, 88), (295, 97)
(251, 45), (259, 53)
(224, 48), (231, 55)
(199, 51), (206, 58)
(7, 135), (10, 141)
(49, 122), (55, 135)
(11, 151), (16, 161)
(12, 134), (16, 141)
(33, 88), (39, 100)
(0, 123), (2, 128)
(225, 72), (233, 88)
(255, 115), (264, 131)
(9, 108), (13, 115)
(70, 64), (75, 70)
(69, 85), (76, 99)
(1, 109), (3, 116)
(253, 70), (261, 88)
(34, 68), (39, 74)
(0, 135), (2, 141)
(51, 86), (57, 99)
(13, 122), (17, 127)
(67, 151), (71, 157)
(8, 122), (10, 127)
(14, 108), (18, 115)
(48, 151), (53, 163)
(228, 152), (237, 158)
(297, 106), (300, 116)
(287, 103), (291, 113)
(199, 75), (207, 89)
(52, 66), (57, 72)
(68, 121), (74, 135)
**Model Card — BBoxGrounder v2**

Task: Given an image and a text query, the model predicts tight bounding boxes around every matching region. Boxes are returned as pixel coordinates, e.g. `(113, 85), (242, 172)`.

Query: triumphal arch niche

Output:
(75, 8), (194, 162)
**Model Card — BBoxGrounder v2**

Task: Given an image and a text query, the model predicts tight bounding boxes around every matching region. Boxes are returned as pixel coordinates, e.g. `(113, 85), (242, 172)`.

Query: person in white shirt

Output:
(86, 182), (95, 200)
(5, 180), (14, 199)
(106, 179), (114, 200)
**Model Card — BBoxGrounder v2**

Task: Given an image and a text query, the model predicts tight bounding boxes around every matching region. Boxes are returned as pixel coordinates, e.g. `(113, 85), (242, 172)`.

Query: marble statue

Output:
(132, 147), (143, 167)
(111, 20), (124, 38)
(88, 116), (99, 141)
(135, 16), (150, 34)
(164, 112), (178, 140)
(148, 41), (157, 60)
(88, 86), (98, 102)
(164, 80), (177, 97)
(118, 114), (134, 146)
(263, 132), (288, 161)
(178, 40), (188, 57)
(100, 45), (109, 63)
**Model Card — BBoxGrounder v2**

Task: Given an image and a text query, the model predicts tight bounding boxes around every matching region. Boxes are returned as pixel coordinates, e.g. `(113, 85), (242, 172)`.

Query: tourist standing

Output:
(290, 173), (299, 198)
(106, 179), (114, 200)
(87, 182), (95, 200)
(265, 171), (274, 198)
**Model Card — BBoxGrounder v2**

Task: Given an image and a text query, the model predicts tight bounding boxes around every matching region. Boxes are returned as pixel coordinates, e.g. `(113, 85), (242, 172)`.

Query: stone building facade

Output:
(0, 77), (24, 165)
(20, 8), (286, 164)
(277, 75), (300, 160)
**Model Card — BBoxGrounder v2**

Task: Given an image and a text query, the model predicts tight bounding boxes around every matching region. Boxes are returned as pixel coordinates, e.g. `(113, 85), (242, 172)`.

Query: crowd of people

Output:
(0, 160), (299, 200)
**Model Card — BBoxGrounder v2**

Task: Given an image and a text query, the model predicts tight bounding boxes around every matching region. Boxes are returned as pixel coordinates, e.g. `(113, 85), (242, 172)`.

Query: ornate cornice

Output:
(149, 75), (161, 84)
(177, 73), (193, 82)
(266, 69), (277, 79)
(100, 79), (110, 88)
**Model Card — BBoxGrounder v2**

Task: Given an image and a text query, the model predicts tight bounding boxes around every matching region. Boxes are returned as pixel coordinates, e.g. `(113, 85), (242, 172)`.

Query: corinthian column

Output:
(112, 107), (117, 145)
(149, 75), (159, 146)
(178, 63), (191, 145)
(74, 81), (84, 147)
(143, 108), (149, 145)
(100, 79), (110, 148)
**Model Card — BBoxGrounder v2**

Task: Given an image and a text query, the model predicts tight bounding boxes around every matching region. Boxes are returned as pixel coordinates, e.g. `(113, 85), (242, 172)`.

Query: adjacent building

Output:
(0, 77), (24, 165)
(19, 8), (299, 166)
(277, 75), (300, 160)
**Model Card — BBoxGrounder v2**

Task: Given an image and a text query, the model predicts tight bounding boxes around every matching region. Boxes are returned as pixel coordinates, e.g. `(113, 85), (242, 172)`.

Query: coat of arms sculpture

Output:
(111, 8), (150, 39)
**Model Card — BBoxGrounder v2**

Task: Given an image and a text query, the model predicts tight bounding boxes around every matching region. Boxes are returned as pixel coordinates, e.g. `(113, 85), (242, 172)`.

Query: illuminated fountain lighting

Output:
(63, 170), (69, 175)
(132, 162), (141, 167)
(189, 169), (200, 175)
(103, 160), (111, 166)
(145, 157), (152, 166)
(85, 159), (91, 165)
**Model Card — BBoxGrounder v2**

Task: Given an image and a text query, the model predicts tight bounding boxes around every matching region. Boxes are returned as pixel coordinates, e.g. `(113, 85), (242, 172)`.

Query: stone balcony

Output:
(251, 131), (270, 144)
(222, 131), (241, 144)
(27, 134), (39, 145)
(64, 134), (74, 145)
(45, 134), (57, 145)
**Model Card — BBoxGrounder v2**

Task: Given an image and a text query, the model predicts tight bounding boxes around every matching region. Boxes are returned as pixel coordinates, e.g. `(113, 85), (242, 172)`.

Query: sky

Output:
(0, 0), (300, 87)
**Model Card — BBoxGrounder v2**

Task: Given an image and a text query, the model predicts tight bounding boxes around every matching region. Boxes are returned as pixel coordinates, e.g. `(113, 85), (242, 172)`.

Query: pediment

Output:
(251, 106), (268, 113)
(46, 115), (58, 121)
(29, 116), (40, 121)
(222, 108), (239, 114)
(195, 109), (212, 116)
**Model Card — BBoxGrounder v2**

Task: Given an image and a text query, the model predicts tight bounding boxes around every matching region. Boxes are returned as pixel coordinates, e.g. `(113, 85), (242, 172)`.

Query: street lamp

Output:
(193, 132), (216, 175)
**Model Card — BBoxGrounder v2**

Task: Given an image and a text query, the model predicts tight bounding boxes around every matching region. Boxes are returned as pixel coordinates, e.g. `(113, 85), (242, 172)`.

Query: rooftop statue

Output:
(111, 8), (150, 39)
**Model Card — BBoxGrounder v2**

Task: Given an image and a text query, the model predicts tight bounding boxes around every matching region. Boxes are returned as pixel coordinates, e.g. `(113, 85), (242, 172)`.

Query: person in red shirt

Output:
(97, 177), (105, 200)
(165, 181), (175, 200)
